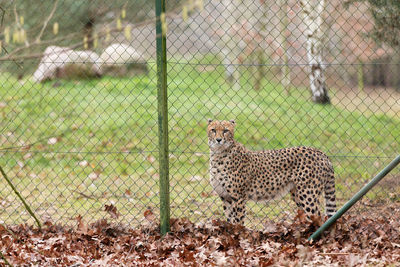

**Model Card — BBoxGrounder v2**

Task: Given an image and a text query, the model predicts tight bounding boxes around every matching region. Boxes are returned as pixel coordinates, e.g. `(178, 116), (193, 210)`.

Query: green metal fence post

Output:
(309, 154), (400, 241)
(155, 0), (170, 235)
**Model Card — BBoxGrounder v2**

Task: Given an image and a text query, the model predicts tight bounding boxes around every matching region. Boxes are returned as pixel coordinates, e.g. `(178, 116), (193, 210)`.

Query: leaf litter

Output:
(1, 203), (399, 266)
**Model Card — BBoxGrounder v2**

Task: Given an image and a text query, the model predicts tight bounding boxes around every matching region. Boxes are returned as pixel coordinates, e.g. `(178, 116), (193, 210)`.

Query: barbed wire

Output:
(166, 61), (400, 67)
(0, 148), (396, 159)
(0, 60), (399, 67)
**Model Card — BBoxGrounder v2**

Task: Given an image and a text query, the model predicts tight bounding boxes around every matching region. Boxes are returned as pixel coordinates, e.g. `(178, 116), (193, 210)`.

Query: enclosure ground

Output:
(1, 202), (399, 266)
(1, 67), (399, 226)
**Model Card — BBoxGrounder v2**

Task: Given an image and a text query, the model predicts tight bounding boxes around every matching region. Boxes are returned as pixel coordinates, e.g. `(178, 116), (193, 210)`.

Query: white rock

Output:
(33, 46), (102, 83)
(99, 43), (147, 77)
(100, 43), (143, 65)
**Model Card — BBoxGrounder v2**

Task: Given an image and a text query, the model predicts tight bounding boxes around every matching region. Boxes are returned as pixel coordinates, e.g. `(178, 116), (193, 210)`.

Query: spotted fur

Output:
(207, 119), (336, 224)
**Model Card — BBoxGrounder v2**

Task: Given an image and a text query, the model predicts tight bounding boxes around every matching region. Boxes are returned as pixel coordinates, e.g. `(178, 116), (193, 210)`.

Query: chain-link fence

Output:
(0, 0), (399, 229)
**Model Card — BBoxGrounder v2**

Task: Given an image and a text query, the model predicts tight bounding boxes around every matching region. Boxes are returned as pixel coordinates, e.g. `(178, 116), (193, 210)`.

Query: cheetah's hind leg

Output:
(221, 197), (246, 224)
(291, 186), (322, 219)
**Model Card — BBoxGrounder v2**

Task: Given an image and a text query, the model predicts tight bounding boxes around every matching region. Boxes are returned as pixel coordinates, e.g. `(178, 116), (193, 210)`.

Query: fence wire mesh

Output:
(0, 0), (399, 229)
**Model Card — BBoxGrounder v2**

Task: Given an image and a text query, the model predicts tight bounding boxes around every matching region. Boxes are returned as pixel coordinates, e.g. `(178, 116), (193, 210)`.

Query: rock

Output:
(100, 43), (142, 64)
(99, 43), (148, 77)
(33, 46), (102, 82)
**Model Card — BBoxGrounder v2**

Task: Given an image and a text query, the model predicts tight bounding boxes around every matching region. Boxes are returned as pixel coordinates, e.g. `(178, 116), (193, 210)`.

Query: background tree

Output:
(251, 0), (269, 91)
(345, 0), (400, 90)
(299, 0), (330, 104)
(0, 0), (165, 76)
(279, 0), (291, 95)
(214, 0), (243, 90)
(345, 0), (400, 49)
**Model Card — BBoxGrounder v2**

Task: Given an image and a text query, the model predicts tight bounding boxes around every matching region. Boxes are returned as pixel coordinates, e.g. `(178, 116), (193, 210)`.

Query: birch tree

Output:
(250, 0), (268, 91)
(279, 0), (291, 95)
(213, 0), (242, 90)
(299, 0), (330, 104)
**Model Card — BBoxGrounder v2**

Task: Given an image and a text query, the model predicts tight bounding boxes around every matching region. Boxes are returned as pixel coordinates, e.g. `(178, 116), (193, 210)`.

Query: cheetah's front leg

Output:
(221, 197), (246, 224)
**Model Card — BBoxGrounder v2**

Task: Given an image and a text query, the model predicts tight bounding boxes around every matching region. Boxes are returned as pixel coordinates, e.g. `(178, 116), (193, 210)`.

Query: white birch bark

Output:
(252, 1), (268, 91)
(279, 0), (291, 95)
(299, 0), (330, 104)
(216, 0), (242, 90)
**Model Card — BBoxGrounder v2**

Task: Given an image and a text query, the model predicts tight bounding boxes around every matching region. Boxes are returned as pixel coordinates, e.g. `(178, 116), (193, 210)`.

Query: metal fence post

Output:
(309, 154), (400, 241)
(155, 0), (170, 235)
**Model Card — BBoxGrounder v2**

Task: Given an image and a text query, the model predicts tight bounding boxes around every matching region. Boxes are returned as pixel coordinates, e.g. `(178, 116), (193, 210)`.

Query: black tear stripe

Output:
(221, 196), (232, 204)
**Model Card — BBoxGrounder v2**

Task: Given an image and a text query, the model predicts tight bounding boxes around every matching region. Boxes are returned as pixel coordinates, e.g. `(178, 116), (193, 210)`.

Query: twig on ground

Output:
(74, 190), (96, 200)
(0, 223), (16, 239)
(318, 252), (351, 256)
(0, 166), (41, 229)
(0, 250), (13, 267)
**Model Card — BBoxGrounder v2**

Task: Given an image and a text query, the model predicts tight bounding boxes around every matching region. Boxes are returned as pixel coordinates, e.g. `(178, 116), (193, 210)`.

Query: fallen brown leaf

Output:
(104, 204), (120, 219)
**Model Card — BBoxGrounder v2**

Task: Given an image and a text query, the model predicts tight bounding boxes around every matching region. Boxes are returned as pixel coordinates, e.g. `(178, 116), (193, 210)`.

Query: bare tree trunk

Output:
(219, 0), (242, 90)
(254, 48), (265, 91)
(251, 0), (273, 91)
(299, 0), (330, 104)
(253, 1), (268, 91)
(83, 16), (95, 49)
(357, 58), (364, 93)
(392, 50), (400, 92)
(280, 0), (291, 95)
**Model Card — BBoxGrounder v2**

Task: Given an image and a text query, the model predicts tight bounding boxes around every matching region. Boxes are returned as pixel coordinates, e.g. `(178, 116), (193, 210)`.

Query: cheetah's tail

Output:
(324, 169), (336, 217)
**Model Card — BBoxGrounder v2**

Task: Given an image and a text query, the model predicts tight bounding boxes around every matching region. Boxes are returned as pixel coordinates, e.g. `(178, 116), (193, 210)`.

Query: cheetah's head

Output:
(207, 119), (236, 151)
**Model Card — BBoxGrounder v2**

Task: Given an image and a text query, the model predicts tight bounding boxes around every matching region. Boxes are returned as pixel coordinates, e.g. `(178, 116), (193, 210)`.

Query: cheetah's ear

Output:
(207, 118), (213, 124)
(229, 120), (235, 125)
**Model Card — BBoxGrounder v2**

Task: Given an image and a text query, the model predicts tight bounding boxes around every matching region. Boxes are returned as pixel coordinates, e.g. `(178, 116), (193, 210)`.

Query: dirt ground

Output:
(332, 86), (400, 118)
(1, 201), (399, 266)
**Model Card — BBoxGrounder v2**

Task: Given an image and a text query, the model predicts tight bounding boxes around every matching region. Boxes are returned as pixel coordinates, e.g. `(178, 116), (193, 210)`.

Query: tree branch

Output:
(13, 4), (29, 47)
(35, 0), (58, 43)
(0, 19), (150, 62)
(0, 5), (5, 27)
(0, 5), (183, 62)
(4, 32), (80, 59)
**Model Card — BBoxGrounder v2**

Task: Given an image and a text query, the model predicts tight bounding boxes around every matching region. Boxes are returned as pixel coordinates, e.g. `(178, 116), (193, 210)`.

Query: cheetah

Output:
(207, 119), (336, 224)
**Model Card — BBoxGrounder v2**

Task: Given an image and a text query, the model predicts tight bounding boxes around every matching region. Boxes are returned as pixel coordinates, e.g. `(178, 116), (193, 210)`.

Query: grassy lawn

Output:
(0, 59), (399, 227)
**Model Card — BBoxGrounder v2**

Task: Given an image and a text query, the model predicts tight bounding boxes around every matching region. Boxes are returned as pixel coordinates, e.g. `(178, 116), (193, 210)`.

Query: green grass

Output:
(0, 60), (399, 227)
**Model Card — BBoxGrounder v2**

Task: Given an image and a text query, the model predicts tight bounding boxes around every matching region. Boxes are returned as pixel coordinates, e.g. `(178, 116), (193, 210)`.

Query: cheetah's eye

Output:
(223, 129), (229, 134)
(211, 129), (216, 133)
